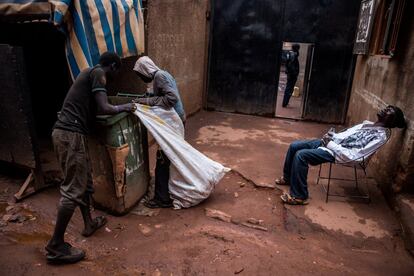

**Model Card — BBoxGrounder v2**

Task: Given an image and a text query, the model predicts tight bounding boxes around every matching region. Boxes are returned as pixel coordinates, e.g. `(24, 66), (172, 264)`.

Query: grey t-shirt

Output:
(146, 70), (186, 122)
(54, 65), (106, 134)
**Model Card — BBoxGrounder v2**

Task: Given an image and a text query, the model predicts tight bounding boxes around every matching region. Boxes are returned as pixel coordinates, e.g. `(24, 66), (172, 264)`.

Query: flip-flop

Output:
(275, 177), (289, 186)
(81, 216), (107, 237)
(46, 242), (85, 264)
(280, 193), (308, 205)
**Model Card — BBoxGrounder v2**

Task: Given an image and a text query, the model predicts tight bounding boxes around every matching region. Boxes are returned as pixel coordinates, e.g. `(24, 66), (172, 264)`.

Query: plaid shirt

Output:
(333, 128), (384, 149)
(320, 121), (387, 163)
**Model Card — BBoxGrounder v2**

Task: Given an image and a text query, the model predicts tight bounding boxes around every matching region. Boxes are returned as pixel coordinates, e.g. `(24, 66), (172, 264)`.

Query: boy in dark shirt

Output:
(46, 52), (135, 264)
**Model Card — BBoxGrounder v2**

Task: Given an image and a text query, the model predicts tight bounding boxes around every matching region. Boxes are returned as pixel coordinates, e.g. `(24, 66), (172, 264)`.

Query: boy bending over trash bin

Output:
(46, 52), (136, 264)
(133, 56), (186, 208)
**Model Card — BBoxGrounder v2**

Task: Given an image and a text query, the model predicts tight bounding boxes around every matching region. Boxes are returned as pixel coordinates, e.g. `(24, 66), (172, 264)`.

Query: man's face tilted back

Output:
(377, 106), (396, 127)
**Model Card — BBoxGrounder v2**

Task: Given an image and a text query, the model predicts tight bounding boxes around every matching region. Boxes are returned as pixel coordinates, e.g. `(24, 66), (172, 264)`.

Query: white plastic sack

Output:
(133, 104), (230, 209)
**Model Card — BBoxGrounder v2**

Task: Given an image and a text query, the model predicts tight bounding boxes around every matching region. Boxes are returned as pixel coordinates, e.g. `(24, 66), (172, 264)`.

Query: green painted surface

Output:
(89, 107), (149, 215)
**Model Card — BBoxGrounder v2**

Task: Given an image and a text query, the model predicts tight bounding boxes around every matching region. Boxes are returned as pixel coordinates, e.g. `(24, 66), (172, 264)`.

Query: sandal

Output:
(144, 199), (173, 209)
(280, 193), (308, 205)
(46, 242), (85, 264)
(81, 216), (107, 237)
(275, 177), (289, 186)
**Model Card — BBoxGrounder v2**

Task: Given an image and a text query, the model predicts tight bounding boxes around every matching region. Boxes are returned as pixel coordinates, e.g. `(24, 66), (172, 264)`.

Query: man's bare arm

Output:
(95, 92), (135, 115)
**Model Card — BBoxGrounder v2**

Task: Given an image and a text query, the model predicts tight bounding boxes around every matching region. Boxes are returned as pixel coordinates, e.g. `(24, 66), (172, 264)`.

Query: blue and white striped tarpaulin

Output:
(0, 0), (145, 79)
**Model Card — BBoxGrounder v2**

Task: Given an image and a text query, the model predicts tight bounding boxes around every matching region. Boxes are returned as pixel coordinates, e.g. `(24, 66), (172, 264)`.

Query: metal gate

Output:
(206, 0), (284, 117)
(0, 44), (45, 199)
(0, 45), (38, 168)
(207, 0), (360, 123)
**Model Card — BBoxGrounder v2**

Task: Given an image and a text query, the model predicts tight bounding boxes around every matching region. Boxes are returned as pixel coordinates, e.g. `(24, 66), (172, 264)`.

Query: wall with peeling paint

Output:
(146, 0), (209, 116)
(347, 2), (414, 195)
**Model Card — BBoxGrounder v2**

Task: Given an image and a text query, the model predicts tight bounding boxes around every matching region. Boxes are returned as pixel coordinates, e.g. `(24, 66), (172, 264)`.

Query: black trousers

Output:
(154, 150), (171, 203)
(282, 74), (298, 107)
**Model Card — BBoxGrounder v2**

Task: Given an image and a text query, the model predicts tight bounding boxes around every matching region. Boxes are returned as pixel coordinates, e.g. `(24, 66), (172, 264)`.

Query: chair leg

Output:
(317, 164), (322, 186)
(354, 166), (359, 191)
(326, 163), (332, 203)
(363, 168), (371, 203)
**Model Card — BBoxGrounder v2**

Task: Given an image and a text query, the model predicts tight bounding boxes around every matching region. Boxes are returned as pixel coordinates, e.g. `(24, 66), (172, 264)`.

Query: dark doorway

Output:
(0, 22), (70, 139)
(0, 22), (70, 177)
(276, 42), (314, 119)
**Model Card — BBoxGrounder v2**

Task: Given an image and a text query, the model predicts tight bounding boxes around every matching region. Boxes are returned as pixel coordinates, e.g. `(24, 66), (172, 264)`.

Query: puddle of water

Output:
(5, 232), (50, 244)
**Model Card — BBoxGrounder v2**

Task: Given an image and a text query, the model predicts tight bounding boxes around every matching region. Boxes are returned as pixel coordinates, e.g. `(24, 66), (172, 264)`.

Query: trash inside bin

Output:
(88, 108), (150, 215)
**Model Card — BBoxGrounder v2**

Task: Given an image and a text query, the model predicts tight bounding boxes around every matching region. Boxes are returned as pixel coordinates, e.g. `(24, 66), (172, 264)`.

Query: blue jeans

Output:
(283, 139), (335, 199)
(282, 74), (297, 107)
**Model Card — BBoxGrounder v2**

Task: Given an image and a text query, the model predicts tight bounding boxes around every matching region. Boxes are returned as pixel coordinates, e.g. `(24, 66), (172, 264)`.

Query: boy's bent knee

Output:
(59, 197), (77, 211)
(290, 141), (302, 150)
(295, 149), (312, 162)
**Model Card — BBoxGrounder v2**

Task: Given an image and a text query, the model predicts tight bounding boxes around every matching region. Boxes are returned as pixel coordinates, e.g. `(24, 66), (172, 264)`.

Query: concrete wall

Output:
(146, 0), (209, 116)
(347, 4), (414, 195)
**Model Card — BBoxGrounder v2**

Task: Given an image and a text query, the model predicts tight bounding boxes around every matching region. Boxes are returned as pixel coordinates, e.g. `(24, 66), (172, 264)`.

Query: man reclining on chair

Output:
(276, 105), (406, 205)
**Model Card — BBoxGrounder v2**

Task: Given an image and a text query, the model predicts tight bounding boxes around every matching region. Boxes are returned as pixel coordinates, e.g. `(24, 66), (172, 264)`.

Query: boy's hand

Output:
(321, 134), (332, 146)
(126, 103), (136, 112)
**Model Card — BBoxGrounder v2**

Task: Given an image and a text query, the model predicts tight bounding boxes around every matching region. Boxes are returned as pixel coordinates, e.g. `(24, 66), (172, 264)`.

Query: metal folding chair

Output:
(317, 128), (391, 203)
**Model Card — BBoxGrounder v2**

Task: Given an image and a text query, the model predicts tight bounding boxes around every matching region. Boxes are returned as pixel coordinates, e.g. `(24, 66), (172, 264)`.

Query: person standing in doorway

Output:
(282, 44), (300, 107)
(46, 52), (136, 264)
(133, 56), (186, 208)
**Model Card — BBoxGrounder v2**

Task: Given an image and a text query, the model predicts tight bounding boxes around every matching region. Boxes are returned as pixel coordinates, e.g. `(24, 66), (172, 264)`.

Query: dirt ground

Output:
(1, 111), (414, 275)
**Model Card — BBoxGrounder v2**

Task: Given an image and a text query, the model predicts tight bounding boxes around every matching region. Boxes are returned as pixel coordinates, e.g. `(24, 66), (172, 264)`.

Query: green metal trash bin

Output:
(88, 110), (149, 215)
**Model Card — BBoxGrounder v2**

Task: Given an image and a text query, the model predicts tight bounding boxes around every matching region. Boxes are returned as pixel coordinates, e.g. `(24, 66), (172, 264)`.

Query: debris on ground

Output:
(234, 192), (239, 198)
(152, 268), (161, 276)
(154, 224), (163, 229)
(351, 248), (380, 254)
(114, 224), (126, 238)
(6, 205), (20, 213)
(1, 202), (36, 225)
(205, 208), (232, 223)
(201, 230), (235, 243)
(204, 208), (268, 232)
(247, 218), (264, 225)
(115, 224), (125, 230)
(241, 222), (268, 232)
(138, 224), (152, 236)
(254, 182), (276, 189)
(235, 267), (245, 274)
